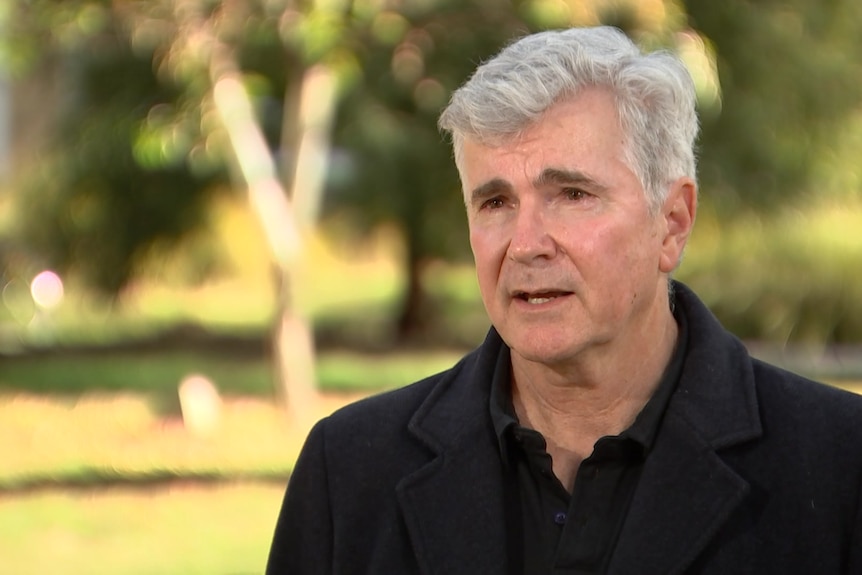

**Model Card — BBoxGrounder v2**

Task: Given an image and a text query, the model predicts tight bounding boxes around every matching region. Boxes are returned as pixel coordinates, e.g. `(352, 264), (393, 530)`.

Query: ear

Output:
(658, 177), (697, 273)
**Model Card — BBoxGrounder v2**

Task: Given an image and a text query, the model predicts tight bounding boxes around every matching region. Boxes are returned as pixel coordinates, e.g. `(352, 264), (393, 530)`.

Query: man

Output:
(267, 26), (862, 575)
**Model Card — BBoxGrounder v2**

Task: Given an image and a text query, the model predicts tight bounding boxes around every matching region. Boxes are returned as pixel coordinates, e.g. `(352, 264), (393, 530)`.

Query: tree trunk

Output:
(167, 0), (326, 429)
(397, 239), (430, 341)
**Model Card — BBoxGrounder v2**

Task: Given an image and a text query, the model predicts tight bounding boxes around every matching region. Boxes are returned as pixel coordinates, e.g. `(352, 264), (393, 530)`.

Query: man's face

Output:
(461, 87), (692, 368)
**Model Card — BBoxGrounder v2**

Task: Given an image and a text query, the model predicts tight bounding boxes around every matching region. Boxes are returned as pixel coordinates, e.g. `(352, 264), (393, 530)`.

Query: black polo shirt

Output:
(490, 303), (688, 574)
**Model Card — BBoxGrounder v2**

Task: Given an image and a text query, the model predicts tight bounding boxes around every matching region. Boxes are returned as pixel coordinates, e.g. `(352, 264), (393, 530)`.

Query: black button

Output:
(553, 511), (567, 525)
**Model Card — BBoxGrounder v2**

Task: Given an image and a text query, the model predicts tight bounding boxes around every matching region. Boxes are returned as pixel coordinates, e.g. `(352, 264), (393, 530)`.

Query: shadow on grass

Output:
(0, 468), (291, 495)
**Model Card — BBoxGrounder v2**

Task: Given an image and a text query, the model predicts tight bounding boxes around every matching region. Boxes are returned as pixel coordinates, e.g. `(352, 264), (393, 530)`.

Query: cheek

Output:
(469, 223), (497, 260)
(558, 220), (607, 260)
(569, 220), (647, 278)
(469, 228), (505, 286)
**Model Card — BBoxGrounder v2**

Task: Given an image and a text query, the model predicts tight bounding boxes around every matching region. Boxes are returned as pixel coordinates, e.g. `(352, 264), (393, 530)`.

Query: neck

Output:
(509, 306), (678, 489)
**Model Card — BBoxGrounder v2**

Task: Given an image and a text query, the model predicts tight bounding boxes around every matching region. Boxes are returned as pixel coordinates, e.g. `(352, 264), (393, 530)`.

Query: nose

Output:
(508, 201), (556, 263)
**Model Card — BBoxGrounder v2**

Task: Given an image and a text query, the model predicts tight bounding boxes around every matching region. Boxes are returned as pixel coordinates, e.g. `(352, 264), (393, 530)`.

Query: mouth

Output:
(513, 290), (573, 305)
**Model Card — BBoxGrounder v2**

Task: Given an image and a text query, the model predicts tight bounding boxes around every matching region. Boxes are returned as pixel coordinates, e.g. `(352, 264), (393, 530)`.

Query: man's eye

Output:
(482, 197), (506, 210)
(564, 188), (589, 200)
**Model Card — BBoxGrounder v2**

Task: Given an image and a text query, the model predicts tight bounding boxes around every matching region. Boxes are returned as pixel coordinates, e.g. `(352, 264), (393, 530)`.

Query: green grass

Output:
(0, 482), (284, 575)
(0, 348), (466, 398)
(0, 392), (299, 491)
(317, 350), (466, 392)
(0, 352), (273, 397)
(0, 350), (466, 491)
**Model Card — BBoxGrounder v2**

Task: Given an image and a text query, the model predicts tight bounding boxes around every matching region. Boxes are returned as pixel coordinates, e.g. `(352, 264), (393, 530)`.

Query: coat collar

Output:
(397, 282), (762, 575)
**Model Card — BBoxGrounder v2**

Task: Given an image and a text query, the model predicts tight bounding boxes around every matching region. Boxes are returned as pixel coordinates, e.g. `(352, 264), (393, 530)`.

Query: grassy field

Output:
(0, 348), (466, 491)
(0, 385), (394, 574)
(0, 214), (480, 573)
(0, 348), (466, 397)
(0, 481), (285, 575)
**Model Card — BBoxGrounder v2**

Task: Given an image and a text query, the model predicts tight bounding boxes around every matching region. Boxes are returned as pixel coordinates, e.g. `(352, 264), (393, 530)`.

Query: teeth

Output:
(527, 296), (555, 304)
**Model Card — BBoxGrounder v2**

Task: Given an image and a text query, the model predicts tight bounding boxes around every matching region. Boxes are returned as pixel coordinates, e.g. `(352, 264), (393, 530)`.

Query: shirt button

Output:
(553, 511), (567, 525)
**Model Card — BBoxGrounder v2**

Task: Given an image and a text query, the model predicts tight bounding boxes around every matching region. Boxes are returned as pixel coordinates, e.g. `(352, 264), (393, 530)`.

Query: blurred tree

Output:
(683, 0), (862, 213)
(1, 0), (231, 292)
(3, 0), (323, 419)
(10, 10), (224, 293)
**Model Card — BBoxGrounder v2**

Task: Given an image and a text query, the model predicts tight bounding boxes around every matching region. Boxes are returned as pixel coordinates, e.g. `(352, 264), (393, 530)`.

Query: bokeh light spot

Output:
(30, 270), (65, 310)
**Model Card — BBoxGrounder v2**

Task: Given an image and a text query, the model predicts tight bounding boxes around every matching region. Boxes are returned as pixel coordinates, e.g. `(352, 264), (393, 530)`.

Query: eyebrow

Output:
(468, 168), (607, 207)
(468, 178), (512, 207)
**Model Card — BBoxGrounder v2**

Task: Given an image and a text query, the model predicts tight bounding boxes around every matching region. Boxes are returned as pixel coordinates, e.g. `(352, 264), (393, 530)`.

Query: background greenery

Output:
(3, 0), (862, 341)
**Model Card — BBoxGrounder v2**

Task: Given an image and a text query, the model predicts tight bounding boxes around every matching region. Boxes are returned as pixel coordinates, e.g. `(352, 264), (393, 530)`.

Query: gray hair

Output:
(438, 26), (698, 213)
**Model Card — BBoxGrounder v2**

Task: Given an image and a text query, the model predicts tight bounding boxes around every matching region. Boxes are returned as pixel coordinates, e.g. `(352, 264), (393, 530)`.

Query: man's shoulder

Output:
(321, 346), (480, 436)
(330, 367), (454, 425)
(752, 358), (862, 427)
(299, 345), (490, 476)
(675, 281), (862, 432)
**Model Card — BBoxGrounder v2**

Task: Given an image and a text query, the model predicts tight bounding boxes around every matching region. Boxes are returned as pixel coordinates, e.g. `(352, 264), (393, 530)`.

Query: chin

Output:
(506, 333), (584, 367)
(514, 348), (578, 367)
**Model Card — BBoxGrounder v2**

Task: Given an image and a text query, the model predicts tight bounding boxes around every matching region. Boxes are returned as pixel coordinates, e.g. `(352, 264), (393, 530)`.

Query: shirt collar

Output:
(488, 298), (689, 463)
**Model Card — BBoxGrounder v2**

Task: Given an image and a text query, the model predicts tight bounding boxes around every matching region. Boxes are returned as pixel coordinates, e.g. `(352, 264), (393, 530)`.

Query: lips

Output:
(513, 290), (573, 304)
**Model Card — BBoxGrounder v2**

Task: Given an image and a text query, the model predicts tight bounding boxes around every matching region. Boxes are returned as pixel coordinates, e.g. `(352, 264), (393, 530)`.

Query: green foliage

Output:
(5, 0), (862, 343)
(678, 201), (862, 344)
(10, 13), (227, 294)
(684, 0), (862, 213)
(0, 1), (111, 76)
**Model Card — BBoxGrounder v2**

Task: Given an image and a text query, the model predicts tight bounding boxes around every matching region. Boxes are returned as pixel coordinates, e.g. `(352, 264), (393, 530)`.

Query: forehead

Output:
(459, 87), (627, 187)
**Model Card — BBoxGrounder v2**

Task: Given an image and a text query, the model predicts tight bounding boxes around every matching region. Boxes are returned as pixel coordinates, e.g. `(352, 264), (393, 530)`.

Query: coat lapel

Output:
(609, 283), (764, 575)
(608, 410), (754, 575)
(396, 331), (510, 575)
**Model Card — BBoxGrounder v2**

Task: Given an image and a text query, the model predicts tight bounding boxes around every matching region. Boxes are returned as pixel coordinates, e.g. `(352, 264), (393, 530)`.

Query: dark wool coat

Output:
(266, 283), (862, 575)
